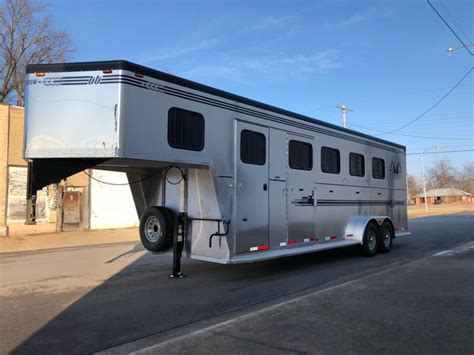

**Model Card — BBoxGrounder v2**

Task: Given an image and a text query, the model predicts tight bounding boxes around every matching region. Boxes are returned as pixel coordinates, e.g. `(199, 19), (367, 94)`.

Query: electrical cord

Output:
(83, 165), (187, 186)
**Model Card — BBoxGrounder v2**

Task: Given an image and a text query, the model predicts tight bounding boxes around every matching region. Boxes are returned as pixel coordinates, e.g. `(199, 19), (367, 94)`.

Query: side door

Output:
(287, 135), (315, 243)
(235, 121), (269, 253)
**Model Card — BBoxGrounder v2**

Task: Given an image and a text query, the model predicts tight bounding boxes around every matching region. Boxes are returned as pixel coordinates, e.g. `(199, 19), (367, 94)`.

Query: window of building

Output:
(372, 157), (385, 179)
(321, 147), (340, 174)
(349, 153), (365, 177)
(168, 107), (204, 151)
(240, 129), (266, 165)
(289, 140), (313, 170)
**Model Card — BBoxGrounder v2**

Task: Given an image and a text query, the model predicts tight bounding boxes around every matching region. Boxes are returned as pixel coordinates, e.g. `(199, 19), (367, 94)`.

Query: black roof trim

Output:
(26, 60), (405, 150)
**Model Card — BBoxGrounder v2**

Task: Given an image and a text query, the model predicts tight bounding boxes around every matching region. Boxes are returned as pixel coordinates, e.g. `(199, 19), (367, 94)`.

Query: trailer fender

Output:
(344, 215), (392, 244)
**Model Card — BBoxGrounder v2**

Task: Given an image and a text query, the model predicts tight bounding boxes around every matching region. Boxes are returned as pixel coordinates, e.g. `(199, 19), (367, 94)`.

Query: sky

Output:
(48, 0), (473, 177)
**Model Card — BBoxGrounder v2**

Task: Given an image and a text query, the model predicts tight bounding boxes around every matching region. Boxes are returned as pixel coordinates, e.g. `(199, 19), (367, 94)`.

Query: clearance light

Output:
(102, 69), (112, 74)
(35, 72), (45, 77)
(288, 240), (297, 245)
(250, 245), (269, 252)
(135, 72), (144, 78)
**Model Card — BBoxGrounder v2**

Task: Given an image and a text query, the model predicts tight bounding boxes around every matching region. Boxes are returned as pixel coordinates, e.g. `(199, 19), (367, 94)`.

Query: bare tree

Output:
(426, 158), (457, 189)
(0, 0), (72, 106)
(457, 162), (474, 194)
(407, 174), (421, 201)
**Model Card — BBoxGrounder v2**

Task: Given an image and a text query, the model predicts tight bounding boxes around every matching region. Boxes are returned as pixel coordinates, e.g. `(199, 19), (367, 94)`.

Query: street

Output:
(1, 213), (473, 354)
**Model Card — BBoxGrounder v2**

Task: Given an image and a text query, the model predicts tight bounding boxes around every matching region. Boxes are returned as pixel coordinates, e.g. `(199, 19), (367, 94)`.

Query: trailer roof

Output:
(27, 60), (405, 151)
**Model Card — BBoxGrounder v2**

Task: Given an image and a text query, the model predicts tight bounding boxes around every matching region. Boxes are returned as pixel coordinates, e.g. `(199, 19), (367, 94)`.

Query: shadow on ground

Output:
(11, 213), (474, 354)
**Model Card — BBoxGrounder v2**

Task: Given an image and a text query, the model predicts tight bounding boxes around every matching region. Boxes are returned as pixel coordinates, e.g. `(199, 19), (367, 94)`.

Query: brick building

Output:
(0, 103), (138, 237)
(413, 188), (473, 205)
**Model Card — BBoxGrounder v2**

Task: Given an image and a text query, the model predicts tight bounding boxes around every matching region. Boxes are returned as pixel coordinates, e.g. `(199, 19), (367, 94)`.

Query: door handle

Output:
(263, 183), (268, 191)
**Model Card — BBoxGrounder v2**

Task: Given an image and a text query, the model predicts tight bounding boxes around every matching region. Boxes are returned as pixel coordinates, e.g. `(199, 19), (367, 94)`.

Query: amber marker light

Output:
(135, 73), (144, 78)
(102, 69), (112, 74)
(35, 72), (45, 77)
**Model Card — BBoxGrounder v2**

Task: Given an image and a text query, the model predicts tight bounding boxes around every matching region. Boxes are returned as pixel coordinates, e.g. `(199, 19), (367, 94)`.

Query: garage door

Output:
(89, 170), (139, 229)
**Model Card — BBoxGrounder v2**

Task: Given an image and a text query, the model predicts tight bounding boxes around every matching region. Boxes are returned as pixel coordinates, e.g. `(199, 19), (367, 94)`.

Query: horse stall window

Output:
(321, 147), (340, 174)
(240, 129), (266, 165)
(289, 140), (313, 170)
(168, 107), (205, 151)
(372, 157), (386, 179)
(349, 152), (365, 177)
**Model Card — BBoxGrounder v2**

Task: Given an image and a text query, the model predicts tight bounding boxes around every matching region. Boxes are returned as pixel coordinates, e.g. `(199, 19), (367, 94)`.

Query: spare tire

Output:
(139, 207), (174, 252)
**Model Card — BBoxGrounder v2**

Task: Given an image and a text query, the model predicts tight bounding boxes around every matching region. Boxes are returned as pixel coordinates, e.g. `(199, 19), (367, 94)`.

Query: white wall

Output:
(89, 170), (139, 229)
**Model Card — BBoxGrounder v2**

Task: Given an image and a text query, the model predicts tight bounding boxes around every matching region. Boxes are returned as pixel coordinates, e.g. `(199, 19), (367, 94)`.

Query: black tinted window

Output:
(241, 129), (266, 165)
(321, 147), (340, 174)
(168, 107), (204, 151)
(349, 153), (365, 177)
(289, 140), (313, 170)
(372, 157), (385, 179)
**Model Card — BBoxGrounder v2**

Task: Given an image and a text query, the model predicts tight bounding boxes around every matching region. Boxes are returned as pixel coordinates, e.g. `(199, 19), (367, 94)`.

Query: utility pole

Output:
(336, 105), (353, 128)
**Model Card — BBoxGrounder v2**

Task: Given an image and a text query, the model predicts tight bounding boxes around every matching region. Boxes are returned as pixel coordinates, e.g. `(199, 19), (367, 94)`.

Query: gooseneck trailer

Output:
(24, 60), (410, 276)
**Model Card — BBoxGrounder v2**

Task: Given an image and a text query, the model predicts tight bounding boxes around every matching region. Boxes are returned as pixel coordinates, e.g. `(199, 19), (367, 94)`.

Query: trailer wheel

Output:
(139, 207), (173, 252)
(361, 222), (379, 257)
(378, 221), (393, 253)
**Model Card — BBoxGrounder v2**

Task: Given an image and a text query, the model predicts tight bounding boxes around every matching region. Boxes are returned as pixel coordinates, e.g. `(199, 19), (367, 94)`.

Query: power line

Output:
(376, 66), (473, 135)
(427, 0), (474, 56)
(406, 149), (474, 155)
(301, 83), (473, 115)
(439, 0), (472, 43)
(407, 144), (474, 151)
(349, 123), (474, 140)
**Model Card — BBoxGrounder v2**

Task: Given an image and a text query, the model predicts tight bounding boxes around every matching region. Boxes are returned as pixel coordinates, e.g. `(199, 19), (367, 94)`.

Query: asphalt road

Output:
(1, 213), (473, 354)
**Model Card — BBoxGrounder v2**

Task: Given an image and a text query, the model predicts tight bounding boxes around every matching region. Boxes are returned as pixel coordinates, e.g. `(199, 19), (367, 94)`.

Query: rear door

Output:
(235, 121), (269, 253)
(287, 135), (315, 242)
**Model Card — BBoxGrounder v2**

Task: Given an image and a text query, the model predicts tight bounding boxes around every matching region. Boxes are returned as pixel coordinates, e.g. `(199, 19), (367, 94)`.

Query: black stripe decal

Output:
(317, 200), (406, 206)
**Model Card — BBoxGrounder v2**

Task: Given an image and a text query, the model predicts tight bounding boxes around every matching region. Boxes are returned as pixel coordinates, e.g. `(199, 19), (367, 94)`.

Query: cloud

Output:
(339, 8), (376, 26)
(180, 50), (341, 84)
(138, 38), (221, 63)
(325, 8), (376, 29)
(248, 15), (295, 31)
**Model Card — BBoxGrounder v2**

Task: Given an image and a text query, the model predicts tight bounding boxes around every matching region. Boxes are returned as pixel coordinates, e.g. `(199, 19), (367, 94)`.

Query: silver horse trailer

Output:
(24, 60), (410, 276)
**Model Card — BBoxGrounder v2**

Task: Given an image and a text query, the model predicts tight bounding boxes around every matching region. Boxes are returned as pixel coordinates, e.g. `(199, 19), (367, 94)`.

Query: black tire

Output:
(378, 221), (393, 253)
(139, 207), (174, 252)
(361, 222), (379, 257)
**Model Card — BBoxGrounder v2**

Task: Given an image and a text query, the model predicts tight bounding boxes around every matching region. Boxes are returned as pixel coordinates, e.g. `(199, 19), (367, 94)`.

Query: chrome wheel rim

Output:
(367, 229), (377, 250)
(145, 216), (161, 243)
(383, 230), (391, 248)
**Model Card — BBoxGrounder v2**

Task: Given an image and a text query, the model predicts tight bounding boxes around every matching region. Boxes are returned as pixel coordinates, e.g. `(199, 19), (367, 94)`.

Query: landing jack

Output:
(169, 213), (187, 279)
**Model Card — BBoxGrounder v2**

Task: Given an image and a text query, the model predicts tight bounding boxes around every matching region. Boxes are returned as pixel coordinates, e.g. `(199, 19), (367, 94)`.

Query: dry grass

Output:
(408, 203), (474, 218)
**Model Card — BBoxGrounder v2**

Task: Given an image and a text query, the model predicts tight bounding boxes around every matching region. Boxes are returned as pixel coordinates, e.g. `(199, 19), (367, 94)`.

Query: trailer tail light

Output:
(35, 72), (45, 77)
(304, 237), (319, 243)
(102, 69), (112, 74)
(250, 245), (269, 252)
(330, 235), (337, 240)
(288, 240), (297, 245)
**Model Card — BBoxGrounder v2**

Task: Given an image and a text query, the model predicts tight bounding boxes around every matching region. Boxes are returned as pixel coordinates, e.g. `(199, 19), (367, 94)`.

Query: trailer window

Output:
(321, 147), (340, 174)
(289, 140), (312, 170)
(372, 157), (385, 179)
(349, 153), (365, 177)
(168, 107), (204, 151)
(241, 130), (266, 165)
